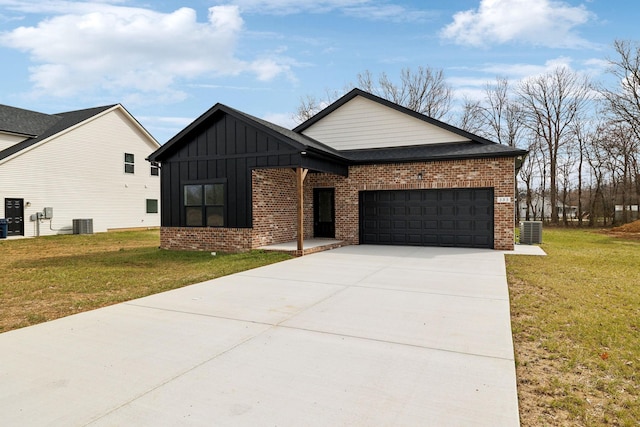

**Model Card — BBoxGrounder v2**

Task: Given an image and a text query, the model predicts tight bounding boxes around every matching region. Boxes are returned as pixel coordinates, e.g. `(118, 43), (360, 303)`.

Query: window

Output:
(150, 161), (159, 176)
(184, 183), (224, 227)
(146, 199), (158, 214)
(124, 153), (134, 174)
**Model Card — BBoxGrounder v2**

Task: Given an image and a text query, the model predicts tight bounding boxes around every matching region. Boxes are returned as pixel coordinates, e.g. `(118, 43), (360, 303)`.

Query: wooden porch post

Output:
(296, 167), (308, 254)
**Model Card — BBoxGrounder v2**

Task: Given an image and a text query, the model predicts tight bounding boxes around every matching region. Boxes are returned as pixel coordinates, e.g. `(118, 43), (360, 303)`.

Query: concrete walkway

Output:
(0, 245), (530, 426)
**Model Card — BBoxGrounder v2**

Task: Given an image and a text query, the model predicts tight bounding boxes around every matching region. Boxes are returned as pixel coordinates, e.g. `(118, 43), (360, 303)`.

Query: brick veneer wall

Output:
(305, 157), (516, 250)
(160, 226), (252, 252)
(251, 168), (298, 247)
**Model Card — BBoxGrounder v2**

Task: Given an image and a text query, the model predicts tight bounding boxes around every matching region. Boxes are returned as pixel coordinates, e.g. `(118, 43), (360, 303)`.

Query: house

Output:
(148, 89), (527, 253)
(614, 205), (639, 222)
(518, 195), (578, 221)
(0, 104), (161, 237)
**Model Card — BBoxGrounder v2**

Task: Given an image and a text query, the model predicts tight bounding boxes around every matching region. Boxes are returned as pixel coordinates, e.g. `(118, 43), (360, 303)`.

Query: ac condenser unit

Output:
(520, 221), (542, 244)
(72, 218), (94, 235)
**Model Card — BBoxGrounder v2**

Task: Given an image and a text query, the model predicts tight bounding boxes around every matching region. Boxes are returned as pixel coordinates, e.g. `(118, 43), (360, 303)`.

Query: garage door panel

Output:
(440, 206), (456, 216)
(439, 220), (455, 230)
(393, 220), (407, 229)
(360, 188), (494, 249)
(457, 220), (473, 231)
(455, 235), (473, 245)
(392, 206), (406, 215)
(423, 220), (438, 229)
(408, 220), (422, 229)
(378, 220), (391, 230)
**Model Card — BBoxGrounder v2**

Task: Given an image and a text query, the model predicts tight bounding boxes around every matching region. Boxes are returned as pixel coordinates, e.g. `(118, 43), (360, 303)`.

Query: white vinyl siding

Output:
(0, 132), (28, 152)
(301, 96), (471, 150)
(0, 107), (160, 237)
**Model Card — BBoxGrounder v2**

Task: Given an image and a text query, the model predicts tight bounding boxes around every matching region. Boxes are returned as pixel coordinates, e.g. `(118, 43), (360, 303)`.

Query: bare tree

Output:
(294, 67), (453, 124)
(601, 40), (640, 141)
(517, 67), (593, 224)
(457, 97), (485, 134)
(480, 77), (525, 147)
(293, 89), (345, 124)
(571, 118), (596, 226)
(356, 67), (453, 120)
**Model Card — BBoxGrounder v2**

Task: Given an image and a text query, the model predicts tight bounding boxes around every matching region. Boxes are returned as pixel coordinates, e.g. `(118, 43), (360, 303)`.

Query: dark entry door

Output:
(5, 198), (24, 236)
(313, 188), (335, 238)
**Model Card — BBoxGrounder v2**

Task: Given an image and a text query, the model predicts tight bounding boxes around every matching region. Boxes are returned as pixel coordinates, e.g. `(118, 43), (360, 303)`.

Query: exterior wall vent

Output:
(520, 221), (542, 244)
(73, 218), (94, 235)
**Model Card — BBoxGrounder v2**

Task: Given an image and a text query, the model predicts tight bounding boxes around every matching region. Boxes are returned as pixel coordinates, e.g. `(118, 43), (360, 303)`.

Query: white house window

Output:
(124, 153), (135, 174)
(150, 161), (160, 176)
(184, 183), (225, 227)
(146, 199), (158, 214)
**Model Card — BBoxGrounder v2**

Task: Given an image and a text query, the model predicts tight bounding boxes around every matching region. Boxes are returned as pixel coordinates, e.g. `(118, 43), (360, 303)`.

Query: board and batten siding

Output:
(0, 107), (160, 237)
(160, 113), (303, 228)
(301, 96), (471, 150)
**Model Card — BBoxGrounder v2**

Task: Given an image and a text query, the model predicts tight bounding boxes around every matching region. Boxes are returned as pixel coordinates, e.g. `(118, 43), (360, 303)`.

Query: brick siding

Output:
(251, 168), (298, 247)
(160, 226), (251, 252)
(160, 157), (516, 252)
(305, 158), (516, 250)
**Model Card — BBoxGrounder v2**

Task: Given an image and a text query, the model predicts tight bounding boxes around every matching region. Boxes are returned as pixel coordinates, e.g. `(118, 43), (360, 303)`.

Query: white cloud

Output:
(441, 0), (595, 48)
(0, 2), (295, 102)
(479, 57), (575, 78)
(216, 0), (434, 22)
(215, 0), (368, 14)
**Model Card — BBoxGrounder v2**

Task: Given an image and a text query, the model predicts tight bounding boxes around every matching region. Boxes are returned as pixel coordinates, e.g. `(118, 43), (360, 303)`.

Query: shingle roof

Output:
(149, 103), (348, 162)
(0, 105), (115, 161)
(149, 89), (528, 165)
(343, 142), (528, 163)
(224, 106), (345, 159)
(0, 104), (61, 137)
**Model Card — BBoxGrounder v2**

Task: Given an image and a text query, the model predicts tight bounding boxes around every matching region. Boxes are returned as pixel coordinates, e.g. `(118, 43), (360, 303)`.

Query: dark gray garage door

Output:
(359, 188), (494, 249)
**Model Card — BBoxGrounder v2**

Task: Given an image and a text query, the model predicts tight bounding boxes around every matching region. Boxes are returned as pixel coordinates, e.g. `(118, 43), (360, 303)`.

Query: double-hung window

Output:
(184, 183), (225, 227)
(150, 161), (160, 176)
(124, 153), (135, 174)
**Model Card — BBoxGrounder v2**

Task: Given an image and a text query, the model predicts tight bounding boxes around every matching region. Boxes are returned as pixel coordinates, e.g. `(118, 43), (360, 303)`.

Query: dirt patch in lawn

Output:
(605, 220), (640, 240)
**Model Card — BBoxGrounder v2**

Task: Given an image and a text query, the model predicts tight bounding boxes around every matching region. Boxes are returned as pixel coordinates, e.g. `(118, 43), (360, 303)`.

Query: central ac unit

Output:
(73, 218), (94, 235)
(520, 221), (542, 244)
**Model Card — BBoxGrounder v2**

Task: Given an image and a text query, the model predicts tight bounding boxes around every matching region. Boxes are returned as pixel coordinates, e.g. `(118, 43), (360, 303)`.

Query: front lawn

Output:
(0, 230), (291, 333)
(507, 228), (640, 426)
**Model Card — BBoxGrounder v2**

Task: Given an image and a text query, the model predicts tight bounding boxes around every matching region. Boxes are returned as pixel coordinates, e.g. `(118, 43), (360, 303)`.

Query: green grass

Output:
(0, 230), (291, 332)
(507, 228), (640, 426)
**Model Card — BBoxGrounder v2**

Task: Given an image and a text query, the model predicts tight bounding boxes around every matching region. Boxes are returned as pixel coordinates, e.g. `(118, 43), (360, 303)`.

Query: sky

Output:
(0, 0), (637, 144)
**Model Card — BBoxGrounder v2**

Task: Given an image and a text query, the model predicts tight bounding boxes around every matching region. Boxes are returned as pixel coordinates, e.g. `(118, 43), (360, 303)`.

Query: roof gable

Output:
(0, 104), (158, 162)
(294, 88), (499, 150)
(148, 104), (343, 162)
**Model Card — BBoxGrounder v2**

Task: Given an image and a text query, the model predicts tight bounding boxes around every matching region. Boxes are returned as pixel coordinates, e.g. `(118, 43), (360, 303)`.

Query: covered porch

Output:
(251, 144), (348, 256)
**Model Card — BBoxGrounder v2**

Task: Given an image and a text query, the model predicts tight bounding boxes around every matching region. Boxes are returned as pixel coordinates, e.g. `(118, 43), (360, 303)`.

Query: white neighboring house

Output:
(518, 195), (577, 220)
(0, 103), (161, 238)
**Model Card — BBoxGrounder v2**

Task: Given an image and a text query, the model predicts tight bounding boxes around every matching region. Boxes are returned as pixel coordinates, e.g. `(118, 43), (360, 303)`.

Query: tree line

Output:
(295, 40), (640, 226)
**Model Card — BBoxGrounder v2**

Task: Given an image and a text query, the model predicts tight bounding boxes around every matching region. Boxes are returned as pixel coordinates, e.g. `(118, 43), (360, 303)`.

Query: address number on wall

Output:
(497, 197), (512, 203)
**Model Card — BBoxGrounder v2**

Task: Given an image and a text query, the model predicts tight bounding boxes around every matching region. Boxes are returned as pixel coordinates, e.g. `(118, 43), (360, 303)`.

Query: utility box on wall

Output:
(43, 207), (53, 219)
(520, 221), (542, 244)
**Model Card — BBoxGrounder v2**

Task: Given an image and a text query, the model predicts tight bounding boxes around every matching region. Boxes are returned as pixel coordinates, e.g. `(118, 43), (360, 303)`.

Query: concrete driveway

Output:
(0, 245), (522, 426)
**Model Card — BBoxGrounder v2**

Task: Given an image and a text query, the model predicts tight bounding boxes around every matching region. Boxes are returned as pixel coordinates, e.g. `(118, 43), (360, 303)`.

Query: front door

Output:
(313, 188), (335, 238)
(5, 198), (24, 236)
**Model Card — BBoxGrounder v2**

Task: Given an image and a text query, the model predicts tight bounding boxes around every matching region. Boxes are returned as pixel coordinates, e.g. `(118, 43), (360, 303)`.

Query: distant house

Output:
(0, 104), (160, 237)
(614, 205), (639, 222)
(519, 195), (577, 221)
(149, 89), (527, 253)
